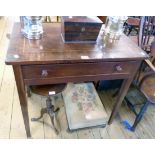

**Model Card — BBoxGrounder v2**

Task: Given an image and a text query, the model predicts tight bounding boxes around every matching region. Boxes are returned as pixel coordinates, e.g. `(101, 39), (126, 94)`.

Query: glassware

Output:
(20, 16), (43, 39)
(104, 16), (128, 40)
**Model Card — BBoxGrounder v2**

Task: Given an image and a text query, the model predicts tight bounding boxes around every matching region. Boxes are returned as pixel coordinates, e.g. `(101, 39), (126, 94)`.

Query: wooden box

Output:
(62, 82), (108, 131)
(61, 16), (103, 43)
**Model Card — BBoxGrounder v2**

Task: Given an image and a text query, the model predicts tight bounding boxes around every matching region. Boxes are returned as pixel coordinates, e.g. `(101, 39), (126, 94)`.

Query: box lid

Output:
(61, 16), (103, 24)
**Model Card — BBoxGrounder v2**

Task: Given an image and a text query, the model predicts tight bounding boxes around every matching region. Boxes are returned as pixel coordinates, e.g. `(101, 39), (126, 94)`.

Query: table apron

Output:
(23, 73), (133, 85)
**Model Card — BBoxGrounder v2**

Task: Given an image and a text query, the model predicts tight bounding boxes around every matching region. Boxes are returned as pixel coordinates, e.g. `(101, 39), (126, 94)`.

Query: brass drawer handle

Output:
(115, 65), (123, 72)
(41, 70), (48, 77)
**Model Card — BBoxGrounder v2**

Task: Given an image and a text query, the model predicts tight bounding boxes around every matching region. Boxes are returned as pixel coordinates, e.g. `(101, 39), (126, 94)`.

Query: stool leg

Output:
(131, 100), (150, 131)
(46, 96), (60, 134)
(31, 108), (47, 121)
(54, 107), (60, 113)
(49, 112), (59, 134)
(31, 95), (60, 134)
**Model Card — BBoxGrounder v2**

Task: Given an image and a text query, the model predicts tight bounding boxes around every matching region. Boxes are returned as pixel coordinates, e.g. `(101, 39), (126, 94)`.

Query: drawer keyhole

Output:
(41, 70), (48, 77)
(115, 65), (123, 72)
(81, 27), (85, 32)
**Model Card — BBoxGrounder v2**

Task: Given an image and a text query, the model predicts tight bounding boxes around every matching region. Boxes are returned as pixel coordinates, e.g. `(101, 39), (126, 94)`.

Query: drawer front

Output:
(22, 61), (137, 80)
(64, 23), (102, 33)
(64, 32), (99, 42)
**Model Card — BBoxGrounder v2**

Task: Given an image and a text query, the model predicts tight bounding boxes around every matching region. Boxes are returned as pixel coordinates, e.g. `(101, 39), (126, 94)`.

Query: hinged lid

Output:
(61, 16), (103, 25)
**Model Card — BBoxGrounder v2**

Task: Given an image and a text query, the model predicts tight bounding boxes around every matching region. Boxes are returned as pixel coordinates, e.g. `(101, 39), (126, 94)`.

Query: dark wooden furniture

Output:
(138, 16), (155, 74)
(131, 16), (155, 82)
(61, 16), (102, 42)
(123, 17), (155, 131)
(151, 41), (155, 64)
(124, 58), (155, 131)
(124, 17), (140, 36)
(138, 16), (155, 52)
(97, 16), (107, 24)
(5, 23), (147, 138)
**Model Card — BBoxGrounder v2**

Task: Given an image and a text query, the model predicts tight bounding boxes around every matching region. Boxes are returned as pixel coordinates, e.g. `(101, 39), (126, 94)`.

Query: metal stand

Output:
(31, 95), (60, 134)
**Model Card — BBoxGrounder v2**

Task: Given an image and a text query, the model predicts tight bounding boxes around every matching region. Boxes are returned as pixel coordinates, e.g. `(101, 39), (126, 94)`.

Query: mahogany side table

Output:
(5, 23), (148, 138)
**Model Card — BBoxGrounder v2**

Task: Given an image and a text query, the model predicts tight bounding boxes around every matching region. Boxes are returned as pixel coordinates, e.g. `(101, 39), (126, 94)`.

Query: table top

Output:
(5, 23), (148, 65)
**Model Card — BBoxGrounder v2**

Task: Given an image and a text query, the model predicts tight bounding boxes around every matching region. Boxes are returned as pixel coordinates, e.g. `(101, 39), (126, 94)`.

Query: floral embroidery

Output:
(71, 83), (98, 113)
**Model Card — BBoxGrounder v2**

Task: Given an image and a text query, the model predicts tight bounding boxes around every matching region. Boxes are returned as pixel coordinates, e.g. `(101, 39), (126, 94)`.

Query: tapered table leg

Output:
(13, 65), (31, 138)
(108, 78), (134, 124)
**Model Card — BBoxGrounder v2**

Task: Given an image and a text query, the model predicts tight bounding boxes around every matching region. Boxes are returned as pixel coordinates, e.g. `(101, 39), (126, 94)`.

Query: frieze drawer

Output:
(22, 61), (137, 80)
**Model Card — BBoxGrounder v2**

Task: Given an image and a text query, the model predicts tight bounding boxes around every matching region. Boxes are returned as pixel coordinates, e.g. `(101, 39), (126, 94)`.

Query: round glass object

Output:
(104, 16), (128, 40)
(20, 16), (43, 39)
